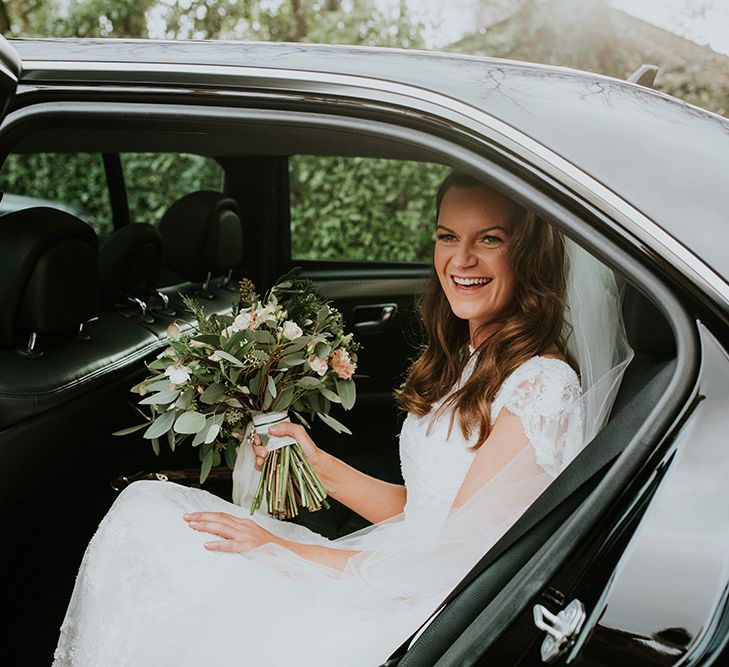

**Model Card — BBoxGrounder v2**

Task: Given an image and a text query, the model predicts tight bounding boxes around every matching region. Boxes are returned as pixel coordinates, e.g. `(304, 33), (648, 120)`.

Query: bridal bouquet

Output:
(116, 275), (358, 520)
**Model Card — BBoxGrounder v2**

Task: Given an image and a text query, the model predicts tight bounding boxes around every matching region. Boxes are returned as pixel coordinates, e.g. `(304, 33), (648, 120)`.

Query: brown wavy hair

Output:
(395, 172), (577, 448)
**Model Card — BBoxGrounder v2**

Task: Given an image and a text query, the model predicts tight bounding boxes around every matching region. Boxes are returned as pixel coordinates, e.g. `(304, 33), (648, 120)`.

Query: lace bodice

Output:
(399, 355), (582, 524)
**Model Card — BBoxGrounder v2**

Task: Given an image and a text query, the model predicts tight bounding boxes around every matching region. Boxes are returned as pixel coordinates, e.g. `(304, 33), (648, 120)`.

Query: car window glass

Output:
(0, 152), (112, 237)
(289, 156), (449, 263)
(121, 153), (224, 225)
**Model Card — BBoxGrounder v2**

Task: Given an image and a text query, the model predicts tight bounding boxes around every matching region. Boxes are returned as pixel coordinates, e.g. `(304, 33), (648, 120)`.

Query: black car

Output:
(0, 36), (728, 666)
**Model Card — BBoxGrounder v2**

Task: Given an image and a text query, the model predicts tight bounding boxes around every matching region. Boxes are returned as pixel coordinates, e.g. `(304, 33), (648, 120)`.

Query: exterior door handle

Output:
(353, 303), (398, 333)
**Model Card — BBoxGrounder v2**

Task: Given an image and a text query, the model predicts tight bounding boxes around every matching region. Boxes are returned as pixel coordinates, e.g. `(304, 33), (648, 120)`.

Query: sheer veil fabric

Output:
(53, 240), (633, 667)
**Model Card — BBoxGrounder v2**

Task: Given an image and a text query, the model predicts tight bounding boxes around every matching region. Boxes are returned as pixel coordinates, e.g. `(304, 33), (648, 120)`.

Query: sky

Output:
(402, 0), (729, 55)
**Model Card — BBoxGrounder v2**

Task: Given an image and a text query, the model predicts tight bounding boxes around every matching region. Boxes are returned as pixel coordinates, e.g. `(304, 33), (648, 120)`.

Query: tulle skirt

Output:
(54, 447), (551, 666)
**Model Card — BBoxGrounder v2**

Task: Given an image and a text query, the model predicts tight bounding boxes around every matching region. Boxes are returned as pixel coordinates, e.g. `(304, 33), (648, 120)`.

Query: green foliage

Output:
(0, 152), (223, 239)
(290, 156), (448, 262)
(0, 153), (112, 235)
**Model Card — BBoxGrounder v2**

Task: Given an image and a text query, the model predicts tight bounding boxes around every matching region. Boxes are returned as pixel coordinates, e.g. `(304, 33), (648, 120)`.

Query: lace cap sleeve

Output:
(491, 357), (583, 478)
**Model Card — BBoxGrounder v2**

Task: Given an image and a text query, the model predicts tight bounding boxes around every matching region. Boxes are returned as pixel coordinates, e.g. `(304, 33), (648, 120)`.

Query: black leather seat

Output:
(159, 191), (243, 291)
(0, 206), (99, 358)
(99, 222), (168, 322)
(0, 207), (166, 507)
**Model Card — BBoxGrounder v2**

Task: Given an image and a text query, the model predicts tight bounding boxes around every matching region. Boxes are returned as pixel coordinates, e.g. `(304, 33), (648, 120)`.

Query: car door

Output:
(0, 35), (20, 154)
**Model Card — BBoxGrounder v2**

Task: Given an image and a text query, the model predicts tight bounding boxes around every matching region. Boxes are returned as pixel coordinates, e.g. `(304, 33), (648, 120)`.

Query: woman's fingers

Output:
(268, 421), (311, 445)
(187, 520), (238, 539)
(204, 540), (246, 552)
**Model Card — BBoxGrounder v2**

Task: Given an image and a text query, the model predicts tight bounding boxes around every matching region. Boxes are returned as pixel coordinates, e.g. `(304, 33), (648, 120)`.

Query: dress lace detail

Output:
(490, 357), (582, 477)
(54, 354), (583, 667)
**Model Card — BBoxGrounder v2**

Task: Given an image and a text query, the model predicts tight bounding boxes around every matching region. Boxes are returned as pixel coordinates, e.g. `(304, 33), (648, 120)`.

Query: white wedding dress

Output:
(53, 355), (582, 667)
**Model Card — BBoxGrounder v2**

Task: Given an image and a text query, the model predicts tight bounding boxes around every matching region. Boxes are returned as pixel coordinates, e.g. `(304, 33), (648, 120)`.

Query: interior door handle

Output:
(353, 303), (398, 333)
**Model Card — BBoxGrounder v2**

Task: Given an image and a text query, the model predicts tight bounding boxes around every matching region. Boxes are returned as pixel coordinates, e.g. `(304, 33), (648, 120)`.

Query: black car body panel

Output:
(12, 38), (729, 287)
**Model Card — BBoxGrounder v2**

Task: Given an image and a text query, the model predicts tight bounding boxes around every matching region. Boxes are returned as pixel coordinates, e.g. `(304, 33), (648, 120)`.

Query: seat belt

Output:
(382, 361), (674, 666)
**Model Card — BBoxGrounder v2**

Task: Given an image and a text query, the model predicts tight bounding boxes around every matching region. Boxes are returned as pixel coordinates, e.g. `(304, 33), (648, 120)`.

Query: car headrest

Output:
(0, 207), (99, 348)
(622, 285), (676, 360)
(159, 191), (243, 282)
(100, 223), (164, 304)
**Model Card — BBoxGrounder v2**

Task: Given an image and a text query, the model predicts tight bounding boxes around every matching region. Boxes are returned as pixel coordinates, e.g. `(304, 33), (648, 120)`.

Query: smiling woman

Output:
(51, 168), (624, 667)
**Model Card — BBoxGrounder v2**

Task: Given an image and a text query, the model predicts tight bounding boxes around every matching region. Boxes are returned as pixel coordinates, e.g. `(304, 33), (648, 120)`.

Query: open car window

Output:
(289, 155), (448, 263)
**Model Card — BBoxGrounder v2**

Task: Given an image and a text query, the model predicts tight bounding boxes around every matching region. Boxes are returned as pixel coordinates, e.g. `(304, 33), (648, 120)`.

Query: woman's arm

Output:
(184, 512), (360, 571)
(451, 408), (540, 509)
(262, 421), (407, 524)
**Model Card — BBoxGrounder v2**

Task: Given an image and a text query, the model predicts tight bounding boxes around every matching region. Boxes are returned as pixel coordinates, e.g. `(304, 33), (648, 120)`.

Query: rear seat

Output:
(0, 194), (245, 507)
(158, 190), (243, 317)
(0, 208), (163, 506)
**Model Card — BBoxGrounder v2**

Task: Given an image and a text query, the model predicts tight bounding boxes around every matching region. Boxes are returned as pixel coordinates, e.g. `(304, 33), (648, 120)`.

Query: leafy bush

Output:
(290, 156), (448, 263)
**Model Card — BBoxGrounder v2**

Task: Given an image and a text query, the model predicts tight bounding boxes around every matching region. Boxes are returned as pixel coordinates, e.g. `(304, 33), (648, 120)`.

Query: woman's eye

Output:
(436, 233), (456, 242)
(481, 235), (503, 246)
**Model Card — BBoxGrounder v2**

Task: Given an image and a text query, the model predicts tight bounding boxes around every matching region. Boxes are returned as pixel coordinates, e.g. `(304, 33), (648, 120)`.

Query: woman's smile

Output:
(450, 275), (493, 290)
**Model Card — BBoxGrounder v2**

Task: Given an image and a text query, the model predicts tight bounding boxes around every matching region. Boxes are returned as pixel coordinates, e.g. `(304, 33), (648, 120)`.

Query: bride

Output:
(54, 172), (630, 666)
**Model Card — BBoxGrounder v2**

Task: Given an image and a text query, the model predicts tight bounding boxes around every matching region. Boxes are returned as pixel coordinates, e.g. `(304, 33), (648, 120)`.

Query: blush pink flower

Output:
(330, 349), (356, 380)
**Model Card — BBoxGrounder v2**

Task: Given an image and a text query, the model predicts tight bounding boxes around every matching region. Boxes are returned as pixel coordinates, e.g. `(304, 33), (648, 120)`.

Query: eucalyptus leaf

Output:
(192, 424), (208, 447)
(272, 385), (295, 412)
(144, 378), (172, 393)
(151, 437), (160, 456)
(282, 336), (311, 354)
(200, 383), (226, 405)
(167, 429), (176, 452)
(335, 379), (356, 411)
(112, 422), (149, 437)
(249, 349), (270, 361)
(200, 450), (214, 484)
(314, 342), (331, 358)
(175, 387), (195, 410)
(193, 334), (219, 347)
(212, 350), (245, 367)
(262, 390), (273, 411)
(316, 304), (330, 325)
(212, 450), (222, 467)
(225, 398), (244, 409)
(297, 376), (321, 389)
(143, 409), (178, 439)
(174, 411), (207, 434)
(139, 389), (180, 406)
(319, 387), (341, 403)
(267, 375), (277, 399)
(224, 440), (238, 469)
(205, 423), (221, 445)
(147, 358), (171, 371)
(249, 371), (262, 395)
(279, 354), (306, 368)
(251, 329), (276, 345)
(317, 411), (352, 435)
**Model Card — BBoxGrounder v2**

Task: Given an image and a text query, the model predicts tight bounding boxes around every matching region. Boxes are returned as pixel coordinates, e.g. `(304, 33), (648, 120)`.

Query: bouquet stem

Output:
(251, 442), (330, 520)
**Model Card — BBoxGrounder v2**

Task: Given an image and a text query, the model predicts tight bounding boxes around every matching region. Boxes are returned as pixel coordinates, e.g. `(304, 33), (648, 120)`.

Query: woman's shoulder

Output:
(492, 355), (581, 420)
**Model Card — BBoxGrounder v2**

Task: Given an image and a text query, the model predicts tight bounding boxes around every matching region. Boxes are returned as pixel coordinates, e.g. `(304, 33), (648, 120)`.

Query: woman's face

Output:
(434, 184), (518, 344)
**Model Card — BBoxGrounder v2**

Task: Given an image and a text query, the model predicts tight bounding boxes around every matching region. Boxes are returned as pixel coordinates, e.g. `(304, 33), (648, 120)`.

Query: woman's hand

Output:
(184, 512), (285, 553)
(250, 421), (324, 473)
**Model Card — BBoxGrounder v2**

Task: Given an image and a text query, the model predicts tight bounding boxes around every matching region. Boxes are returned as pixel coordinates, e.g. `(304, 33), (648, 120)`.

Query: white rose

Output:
(308, 355), (328, 377)
(282, 320), (303, 341)
(255, 304), (277, 326)
(233, 310), (253, 331)
(164, 364), (191, 386)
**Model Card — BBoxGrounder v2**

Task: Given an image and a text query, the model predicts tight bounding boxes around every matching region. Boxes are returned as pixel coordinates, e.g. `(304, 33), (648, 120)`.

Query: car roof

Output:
(10, 38), (729, 282)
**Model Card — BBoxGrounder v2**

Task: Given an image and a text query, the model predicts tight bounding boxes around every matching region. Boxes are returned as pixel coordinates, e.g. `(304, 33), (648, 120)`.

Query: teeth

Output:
(453, 276), (491, 286)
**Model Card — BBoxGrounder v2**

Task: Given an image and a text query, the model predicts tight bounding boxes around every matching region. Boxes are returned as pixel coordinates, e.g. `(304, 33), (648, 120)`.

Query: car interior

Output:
(0, 112), (682, 664)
